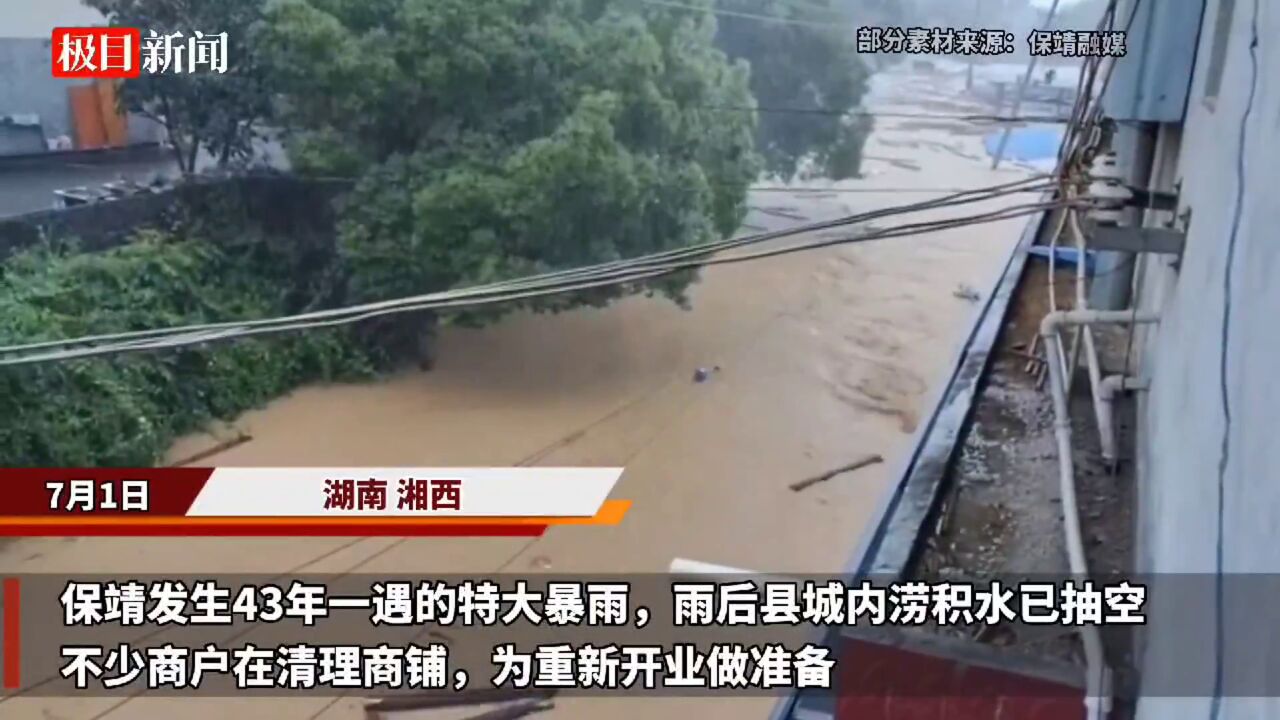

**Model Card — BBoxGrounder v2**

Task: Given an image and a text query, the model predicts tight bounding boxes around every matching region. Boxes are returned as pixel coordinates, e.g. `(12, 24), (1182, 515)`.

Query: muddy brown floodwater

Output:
(0, 68), (1045, 720)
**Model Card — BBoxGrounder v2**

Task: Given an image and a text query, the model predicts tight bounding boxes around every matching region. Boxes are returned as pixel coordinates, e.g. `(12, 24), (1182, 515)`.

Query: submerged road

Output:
(0, 68), (1044, 720)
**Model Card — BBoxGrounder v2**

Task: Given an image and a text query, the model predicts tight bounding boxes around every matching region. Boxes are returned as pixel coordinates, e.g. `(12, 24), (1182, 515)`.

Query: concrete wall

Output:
(0, 38), (80, 141)
(0, 1), (119, 147)
(1134, 0), (1280, 718)
(0, 175), (352, 260)
(0, 123), (47, 155)
(0, 37), (165, 151)
(0, 174), (354, 312)
(1, 0), (105, 39)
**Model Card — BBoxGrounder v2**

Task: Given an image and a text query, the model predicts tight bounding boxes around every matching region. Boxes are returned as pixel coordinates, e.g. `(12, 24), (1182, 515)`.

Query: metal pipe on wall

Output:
(1098, 374), (1149, 466)
(1040, 308), (1160, 720)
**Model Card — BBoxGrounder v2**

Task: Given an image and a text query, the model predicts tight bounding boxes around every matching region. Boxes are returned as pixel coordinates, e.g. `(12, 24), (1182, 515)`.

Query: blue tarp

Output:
(1027, 245), (1097, 275)
(983, 127), (1064, 162)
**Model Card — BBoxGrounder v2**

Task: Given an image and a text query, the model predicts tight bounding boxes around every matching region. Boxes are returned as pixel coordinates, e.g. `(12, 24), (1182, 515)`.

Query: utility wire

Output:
(221, 203), (1067, 342)
(0, 175), (1056, 359)
(1, 174), (1054, 357)
(0, 177), (1070, 366)
(634, 0), (834, 28)
(720, 0), (846, 20)
(0, 200), (1072, 367)
(745, 186), (1051, 194)
(703, 105), (1071, 123)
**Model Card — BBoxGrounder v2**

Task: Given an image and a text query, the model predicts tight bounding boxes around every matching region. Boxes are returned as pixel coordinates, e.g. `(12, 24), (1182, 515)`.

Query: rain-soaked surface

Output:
(0, 66), (1052, 720)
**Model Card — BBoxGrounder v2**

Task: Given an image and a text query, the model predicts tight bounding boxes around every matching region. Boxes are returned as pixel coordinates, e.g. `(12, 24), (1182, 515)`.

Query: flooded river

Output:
(0, 68), (1045, 720)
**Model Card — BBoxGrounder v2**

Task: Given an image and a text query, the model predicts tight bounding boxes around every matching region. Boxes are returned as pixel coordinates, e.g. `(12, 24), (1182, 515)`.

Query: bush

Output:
(0, 228), (375, 466)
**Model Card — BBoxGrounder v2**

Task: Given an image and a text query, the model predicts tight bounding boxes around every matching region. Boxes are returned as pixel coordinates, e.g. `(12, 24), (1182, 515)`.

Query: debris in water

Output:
(754, 206), (808, 221)
(789, 454), (884, 492)
(426, 629), (454, 644)
(1007, 348), (1044, 365)
(953, 284), (982, 302)
(461, 700), (555, 720)
(167, 432), (252, 467)
(364, 690), (556, 716)
(692, 366), (722, 384)
(1023, 334), (1042, 374)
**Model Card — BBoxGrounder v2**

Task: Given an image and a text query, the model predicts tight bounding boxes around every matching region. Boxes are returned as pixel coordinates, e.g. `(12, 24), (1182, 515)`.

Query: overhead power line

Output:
(197, 203), (1067, 347)
(634, 0), (835, 28)
(733, 0), (845, 19)
(0, 176), (1083, 367)
(4, 177), (1063, 359)
(702, 105), (1071, 123)
(745, 186), (1051, 194)
(1, 174), (1054, 358)
(1, 202), (1067, 367)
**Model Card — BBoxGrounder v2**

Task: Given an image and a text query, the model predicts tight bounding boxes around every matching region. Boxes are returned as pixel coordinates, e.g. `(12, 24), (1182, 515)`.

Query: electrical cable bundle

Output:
(0, 174), (1082, 367)
(1045, 0), (1145, 388)
(5, 0), (1136, 370)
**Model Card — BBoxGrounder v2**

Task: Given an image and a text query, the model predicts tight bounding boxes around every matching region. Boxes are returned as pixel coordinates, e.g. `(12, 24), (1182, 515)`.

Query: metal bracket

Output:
(1168, 205), (1192, 271)
(1089, 225), (1186, 255)
(1124, 186), (1179, 212)
(1176, 206), (1193, 231)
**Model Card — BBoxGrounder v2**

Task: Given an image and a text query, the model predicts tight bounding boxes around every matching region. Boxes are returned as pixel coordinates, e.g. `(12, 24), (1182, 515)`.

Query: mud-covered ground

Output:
(910, 259), (1142, 709)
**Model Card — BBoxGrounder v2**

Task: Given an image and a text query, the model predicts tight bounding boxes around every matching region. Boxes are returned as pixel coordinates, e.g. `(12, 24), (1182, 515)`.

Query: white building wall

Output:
(0, 2), (164, 152)
(0, 0), (105, 38)
(1135, 0), (1280, 718)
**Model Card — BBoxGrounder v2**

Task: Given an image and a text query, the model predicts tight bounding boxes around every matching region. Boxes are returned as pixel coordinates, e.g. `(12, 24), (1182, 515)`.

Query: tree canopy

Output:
(85, 0), (275, 173)
(714, 0), (873, 179)
(262, 0), (762, 327)
(83, 0), (878, 353)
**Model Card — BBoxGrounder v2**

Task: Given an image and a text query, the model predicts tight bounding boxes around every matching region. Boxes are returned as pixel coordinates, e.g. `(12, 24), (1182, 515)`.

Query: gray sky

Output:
(2, 0), (105, 39)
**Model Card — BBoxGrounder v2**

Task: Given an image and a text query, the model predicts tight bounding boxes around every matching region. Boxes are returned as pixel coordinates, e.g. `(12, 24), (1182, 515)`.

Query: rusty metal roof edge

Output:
(768, 193), (1053, 720)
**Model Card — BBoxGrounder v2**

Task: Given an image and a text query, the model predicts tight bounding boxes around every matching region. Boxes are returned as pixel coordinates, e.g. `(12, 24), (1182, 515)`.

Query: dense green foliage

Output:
(262, 0), (760, 319)
(0, 229), (374, 466)
(715, 0), (873, 179)
(8, 0), (887, 466)
(86, 0), (275, 172)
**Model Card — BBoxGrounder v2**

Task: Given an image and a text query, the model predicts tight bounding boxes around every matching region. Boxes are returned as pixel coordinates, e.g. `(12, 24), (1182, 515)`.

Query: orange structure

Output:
(66, 80), (130, 150)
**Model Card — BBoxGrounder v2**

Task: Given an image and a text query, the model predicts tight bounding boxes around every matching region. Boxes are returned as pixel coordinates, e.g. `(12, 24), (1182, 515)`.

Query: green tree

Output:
(261, 0), (761, 361)
(713, 0), (873, 179)
(84, 0), (274, 173)
(0, 228), (374, 466)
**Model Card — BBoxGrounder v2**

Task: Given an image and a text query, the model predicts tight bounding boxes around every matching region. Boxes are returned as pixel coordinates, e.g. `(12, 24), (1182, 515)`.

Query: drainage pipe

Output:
(1040, 309), (1160, 342)
(1039, 309), (1159, 720)
(1067, 202), (1110, 455)
(1098, 375), (1149, 466)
